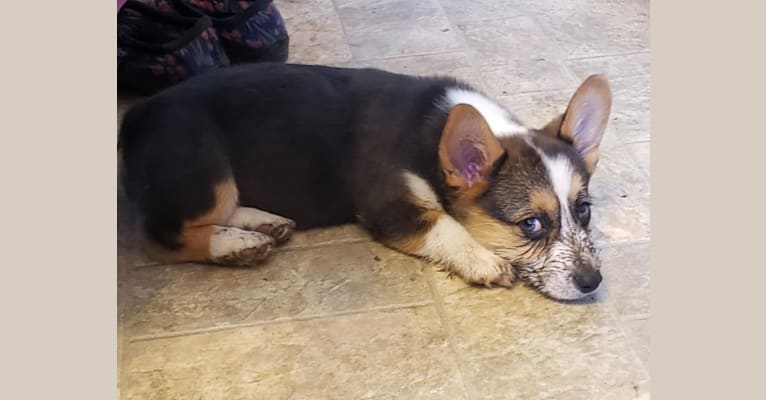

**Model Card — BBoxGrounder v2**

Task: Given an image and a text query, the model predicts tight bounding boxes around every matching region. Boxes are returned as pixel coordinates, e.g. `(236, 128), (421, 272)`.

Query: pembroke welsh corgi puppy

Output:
(119, 63), (612, 300)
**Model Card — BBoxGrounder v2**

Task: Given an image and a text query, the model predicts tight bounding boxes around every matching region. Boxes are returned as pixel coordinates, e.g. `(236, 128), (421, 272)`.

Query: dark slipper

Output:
(149, 0), (290, 64)
(117, 0), (230, 95)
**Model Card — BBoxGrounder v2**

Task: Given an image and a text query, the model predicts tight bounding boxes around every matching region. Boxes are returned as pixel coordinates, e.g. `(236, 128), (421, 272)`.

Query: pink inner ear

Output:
(455, 141), (484, 184)
(463, 161), (480, 183)
(568, 97), (607, 159)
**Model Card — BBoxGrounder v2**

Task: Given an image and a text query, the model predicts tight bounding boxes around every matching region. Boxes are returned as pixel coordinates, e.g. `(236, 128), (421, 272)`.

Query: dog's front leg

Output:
(363, 202), (514, 288)
(406, 212), (515, 288)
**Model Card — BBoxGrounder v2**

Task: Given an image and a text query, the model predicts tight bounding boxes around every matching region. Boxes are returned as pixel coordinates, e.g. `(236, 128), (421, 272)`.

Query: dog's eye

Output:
(520, 217), (545, 239)
(576, 202), (591, 224)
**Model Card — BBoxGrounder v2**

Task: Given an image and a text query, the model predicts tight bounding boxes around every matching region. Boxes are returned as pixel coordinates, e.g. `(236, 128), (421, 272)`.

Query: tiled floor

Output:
(118, 0), (650, 398)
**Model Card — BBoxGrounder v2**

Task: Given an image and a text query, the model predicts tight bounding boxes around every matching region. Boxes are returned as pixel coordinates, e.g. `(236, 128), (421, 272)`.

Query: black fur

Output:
(119, 63), (475, 247)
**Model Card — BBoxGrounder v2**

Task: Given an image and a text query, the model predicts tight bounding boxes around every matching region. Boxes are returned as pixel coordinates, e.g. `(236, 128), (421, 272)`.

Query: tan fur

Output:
(540, 114), (564, 138)
(461, 206), (549, 265)
(187, 178), (239, 227)
(387, 208), (443, 255)
(530, 189), (558, 216)
(568, 174), (585, 202)
(143, 225), (217, 264)
(461, 207), (520, 249)
(144, 178), (240, 263)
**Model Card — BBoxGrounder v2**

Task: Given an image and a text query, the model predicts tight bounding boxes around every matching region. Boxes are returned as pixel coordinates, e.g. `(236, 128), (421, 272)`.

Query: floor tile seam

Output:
(125, 237), (373, 269)
(328, 0), (354, 59)
(423, 267), (474, 400)
(564, 49), (651, 62)
(126, 300), (435, 343)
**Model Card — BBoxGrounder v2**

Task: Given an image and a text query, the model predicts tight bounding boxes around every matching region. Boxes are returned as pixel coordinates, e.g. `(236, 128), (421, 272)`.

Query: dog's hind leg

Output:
(142, 178), (277, 266)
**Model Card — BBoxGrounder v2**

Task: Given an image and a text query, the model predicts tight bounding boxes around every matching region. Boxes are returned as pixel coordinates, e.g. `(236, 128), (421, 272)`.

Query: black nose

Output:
(574, 268), (602, 293)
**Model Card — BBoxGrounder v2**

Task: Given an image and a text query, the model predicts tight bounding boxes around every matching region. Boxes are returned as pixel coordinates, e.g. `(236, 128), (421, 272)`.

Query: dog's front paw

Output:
(488, 268), (515, 288)
(454, 251), (516, 289)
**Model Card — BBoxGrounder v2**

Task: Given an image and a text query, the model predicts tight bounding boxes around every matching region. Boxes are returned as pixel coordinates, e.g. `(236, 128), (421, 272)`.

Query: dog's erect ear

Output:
(541, 74), (612, 174)
(439, 104), (505, 190)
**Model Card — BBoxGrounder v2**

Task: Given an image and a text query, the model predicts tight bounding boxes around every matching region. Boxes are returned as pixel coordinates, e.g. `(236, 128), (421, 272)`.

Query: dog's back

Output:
(119, 63), (469, 245)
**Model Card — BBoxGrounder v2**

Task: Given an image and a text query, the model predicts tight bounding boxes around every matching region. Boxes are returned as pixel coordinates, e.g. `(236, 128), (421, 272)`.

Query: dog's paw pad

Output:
(217, 242), (274, 266)
(211, 229), (275, 266)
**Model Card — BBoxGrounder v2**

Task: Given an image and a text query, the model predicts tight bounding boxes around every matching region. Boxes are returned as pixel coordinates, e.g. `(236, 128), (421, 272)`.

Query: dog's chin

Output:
(538, 281), (602, 302)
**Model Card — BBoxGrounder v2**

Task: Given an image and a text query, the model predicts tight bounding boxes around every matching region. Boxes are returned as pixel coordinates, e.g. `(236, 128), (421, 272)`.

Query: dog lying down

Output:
(119, 63), (612, 301)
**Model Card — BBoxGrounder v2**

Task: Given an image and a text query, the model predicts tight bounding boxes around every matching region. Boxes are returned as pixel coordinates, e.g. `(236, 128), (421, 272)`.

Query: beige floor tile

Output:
(622, 317), (650, 369)
(477, 60), (577, 96)
(122, 307), (467, 400)
(344, 51), (483, 89)
(609, 75), (652, 144)
(590, 145), (651, 243)
(336, 0), (461, 60)
(457, 16), (565, 67)
(440, 0), (529, 23)
(337, 0), (443, 28)
(464, 354), (649, 400)
(280, 224), (372, 251)
(534, 1), (649, 59)
(122, 241), (432, 337)
(626, 141), (651, 177)
(496, 90), (575, 132)
(427, 279), (648, 399)
(279, 0), (353, 65)
(598, 242), (651, 319)
(566, 51), (651, 81)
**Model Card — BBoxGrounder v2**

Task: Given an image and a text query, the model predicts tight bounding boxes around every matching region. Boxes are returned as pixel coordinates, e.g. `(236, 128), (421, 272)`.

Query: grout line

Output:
(430, 0), (486, 94)
(128, 237), (373, 270)
(448, 13), (541, 27)
(276, 237), (371, 253)
(561, 60), (585, 87)
(328, 0), (354, 61)
(625, 139), (651, 145)
(602, 302), (652, 379)
(621, 313), (651, 322)
(127, 300), (434, 343)
(423, 266), (473, 400)
(564, 49), (651, 62)
(496, 87), (573, 97)
(353, 48), (471, 64)
(337, 0), (473, 66)
(348, 49), (467, 65)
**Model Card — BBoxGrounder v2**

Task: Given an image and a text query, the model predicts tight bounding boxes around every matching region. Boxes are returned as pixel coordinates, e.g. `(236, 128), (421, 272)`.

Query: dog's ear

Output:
(540, 74), (612, 174)
(439, 104), (505, 190)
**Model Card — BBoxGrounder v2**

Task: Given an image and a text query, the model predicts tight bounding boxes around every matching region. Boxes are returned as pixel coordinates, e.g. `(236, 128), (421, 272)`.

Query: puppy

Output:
(118, 63), (611, 300)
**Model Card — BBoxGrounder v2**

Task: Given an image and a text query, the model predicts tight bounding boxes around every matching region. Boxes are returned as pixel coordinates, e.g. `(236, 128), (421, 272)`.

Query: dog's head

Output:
(439, 75), (612, 300)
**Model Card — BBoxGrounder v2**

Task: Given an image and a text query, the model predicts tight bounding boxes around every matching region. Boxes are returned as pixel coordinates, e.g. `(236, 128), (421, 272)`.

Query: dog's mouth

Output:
(512, 261), (604, 302)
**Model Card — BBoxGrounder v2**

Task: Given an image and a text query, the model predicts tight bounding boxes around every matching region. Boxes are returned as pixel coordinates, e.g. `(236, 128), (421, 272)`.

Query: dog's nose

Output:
(573, 268), (602, 293)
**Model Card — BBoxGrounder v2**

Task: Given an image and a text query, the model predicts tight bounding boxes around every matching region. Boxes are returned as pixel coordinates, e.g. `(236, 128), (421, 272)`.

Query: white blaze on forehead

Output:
(532, 147), (576, 230)
(438, 88), (528, 137)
